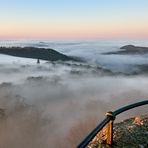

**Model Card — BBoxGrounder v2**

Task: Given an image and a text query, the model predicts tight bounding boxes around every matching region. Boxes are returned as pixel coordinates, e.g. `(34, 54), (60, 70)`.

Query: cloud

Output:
(0, 61), (148, 147)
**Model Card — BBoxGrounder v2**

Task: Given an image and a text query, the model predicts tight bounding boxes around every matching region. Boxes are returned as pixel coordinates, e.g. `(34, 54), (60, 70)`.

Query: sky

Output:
(0, 0), (148, 40)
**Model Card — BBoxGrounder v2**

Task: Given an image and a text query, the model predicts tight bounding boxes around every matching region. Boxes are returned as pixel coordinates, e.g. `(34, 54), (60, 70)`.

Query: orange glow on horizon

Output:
(0, 21), (148, 40)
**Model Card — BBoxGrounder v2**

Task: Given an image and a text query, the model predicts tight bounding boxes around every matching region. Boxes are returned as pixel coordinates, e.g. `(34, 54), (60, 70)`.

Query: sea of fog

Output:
(0, 40), (148, 148)
(1, 39), (148, 73)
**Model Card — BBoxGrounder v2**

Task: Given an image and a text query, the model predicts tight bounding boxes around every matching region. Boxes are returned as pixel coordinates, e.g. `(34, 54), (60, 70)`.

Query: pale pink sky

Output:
(0, 0), (148, 40)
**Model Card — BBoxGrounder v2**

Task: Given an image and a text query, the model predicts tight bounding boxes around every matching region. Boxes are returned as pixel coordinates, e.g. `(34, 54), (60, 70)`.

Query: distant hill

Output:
(0, 47), (77, 61)
(102, 45), (148, 55)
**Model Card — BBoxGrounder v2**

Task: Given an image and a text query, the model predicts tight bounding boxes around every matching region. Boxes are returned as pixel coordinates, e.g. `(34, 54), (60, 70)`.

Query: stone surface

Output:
(87, 114), (148, 148)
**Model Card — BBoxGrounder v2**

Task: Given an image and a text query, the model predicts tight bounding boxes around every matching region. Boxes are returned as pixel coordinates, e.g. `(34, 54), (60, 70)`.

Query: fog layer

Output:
(0, 40), (148, 147)
(0, 61), (148, 147)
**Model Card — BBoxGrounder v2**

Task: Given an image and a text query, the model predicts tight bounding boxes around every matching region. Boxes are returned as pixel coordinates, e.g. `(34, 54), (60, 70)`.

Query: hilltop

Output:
(102, 45), (148, 55)
(0, 47), (77, 62)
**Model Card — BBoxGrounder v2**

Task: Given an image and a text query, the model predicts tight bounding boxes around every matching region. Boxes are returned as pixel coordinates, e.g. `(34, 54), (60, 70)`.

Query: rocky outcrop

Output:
(113, 115), (148, 147)
(87, 114), (148, 148)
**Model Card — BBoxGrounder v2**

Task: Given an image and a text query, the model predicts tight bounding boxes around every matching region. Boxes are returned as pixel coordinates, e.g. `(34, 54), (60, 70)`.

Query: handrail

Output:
(114, 100), (148, 116)
(77, 100), (148, 148)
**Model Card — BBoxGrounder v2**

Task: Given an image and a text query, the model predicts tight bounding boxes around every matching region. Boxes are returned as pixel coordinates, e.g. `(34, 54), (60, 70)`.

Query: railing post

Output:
(106, 119), (113, 145)
(105, 111), (115, 145)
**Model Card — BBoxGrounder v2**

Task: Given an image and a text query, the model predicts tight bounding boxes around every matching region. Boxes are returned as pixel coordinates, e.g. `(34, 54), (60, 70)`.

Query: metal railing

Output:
(77, 100), (148, 148)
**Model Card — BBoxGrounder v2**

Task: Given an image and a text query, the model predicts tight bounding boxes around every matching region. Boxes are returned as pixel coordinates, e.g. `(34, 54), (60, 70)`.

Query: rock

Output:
(112, 115), (148, 147)
(86, 114), (148, 148)
(133, 116), (144, 125)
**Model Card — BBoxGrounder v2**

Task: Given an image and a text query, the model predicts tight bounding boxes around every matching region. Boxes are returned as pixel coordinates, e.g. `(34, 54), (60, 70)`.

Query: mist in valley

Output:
(0, 61), (148, 147)
(0, 40), (148, 147)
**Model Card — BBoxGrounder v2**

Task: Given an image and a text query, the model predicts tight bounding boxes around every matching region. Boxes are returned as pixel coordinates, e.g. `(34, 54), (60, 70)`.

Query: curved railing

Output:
(77, 100), (148, 148)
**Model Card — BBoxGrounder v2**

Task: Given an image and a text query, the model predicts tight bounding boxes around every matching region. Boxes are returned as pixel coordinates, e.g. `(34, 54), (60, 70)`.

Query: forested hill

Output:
(0, 47), (77, 61)
(102, 45), (148, 55)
